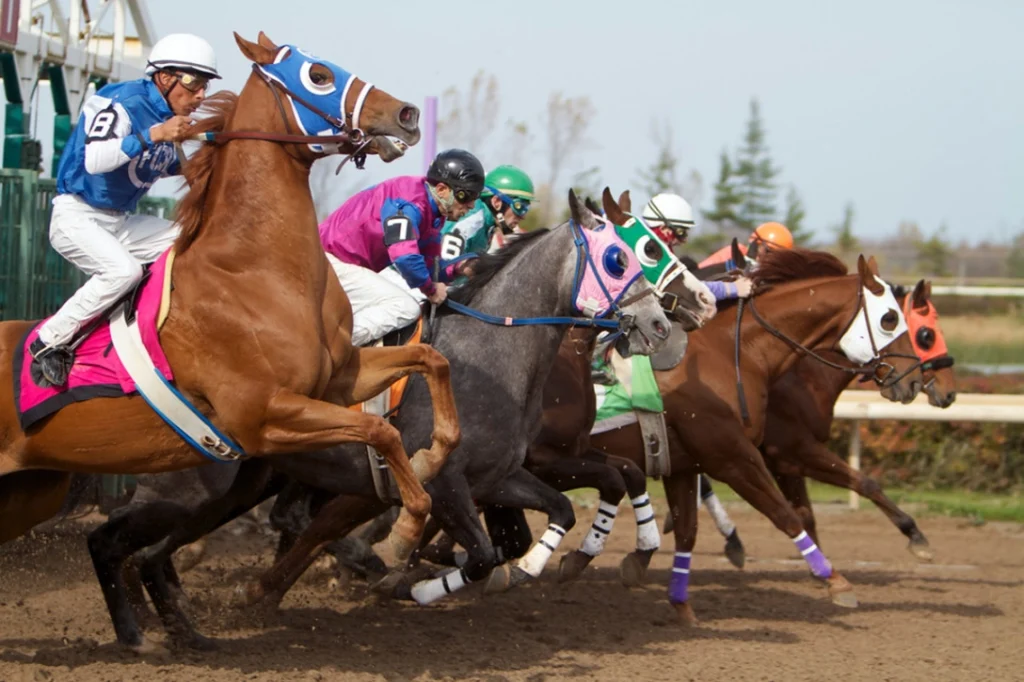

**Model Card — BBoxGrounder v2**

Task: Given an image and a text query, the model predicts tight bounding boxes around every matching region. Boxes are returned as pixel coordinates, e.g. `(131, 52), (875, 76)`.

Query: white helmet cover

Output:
(642, 192), (695, 228)
(146, 33), (220, 79)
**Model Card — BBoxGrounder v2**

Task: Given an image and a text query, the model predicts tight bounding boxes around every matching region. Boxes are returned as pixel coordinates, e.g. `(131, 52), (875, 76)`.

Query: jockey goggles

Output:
(454, 187), (481, 205)
(173, 71), (211, 94)
(486, 186), (531, 217)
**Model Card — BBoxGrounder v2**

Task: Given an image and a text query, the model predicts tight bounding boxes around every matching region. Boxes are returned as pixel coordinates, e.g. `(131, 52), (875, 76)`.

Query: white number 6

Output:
(440, 234), (465, 260)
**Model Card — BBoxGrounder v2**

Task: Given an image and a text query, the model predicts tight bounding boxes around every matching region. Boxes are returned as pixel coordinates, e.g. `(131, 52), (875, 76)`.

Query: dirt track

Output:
(0, 501), (1021, 682)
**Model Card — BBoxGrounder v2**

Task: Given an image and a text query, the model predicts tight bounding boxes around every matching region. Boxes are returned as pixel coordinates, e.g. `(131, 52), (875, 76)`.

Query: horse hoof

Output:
(908, 541), (934, 562)
(724, 530), (746, 569)
(826, 574), (859, 608)
(178, 633), (218, 652)
(485, 564), (512, 594)
(558, 550), (594, 583)
(619, 551), (652, 588)
(672, 602), (699, 627)
(127, 638), (170, 656)
(231, 581), (265, 608)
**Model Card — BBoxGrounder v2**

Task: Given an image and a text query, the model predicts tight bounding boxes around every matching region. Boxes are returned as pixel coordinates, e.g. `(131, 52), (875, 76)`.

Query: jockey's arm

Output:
(705, 277), (753, 301)
(381, 200), (437, 297)
(81, 99), (152, 175)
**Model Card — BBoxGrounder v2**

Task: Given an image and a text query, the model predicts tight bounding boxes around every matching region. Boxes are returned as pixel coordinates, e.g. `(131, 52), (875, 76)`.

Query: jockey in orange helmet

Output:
(699, 221), (794, 270)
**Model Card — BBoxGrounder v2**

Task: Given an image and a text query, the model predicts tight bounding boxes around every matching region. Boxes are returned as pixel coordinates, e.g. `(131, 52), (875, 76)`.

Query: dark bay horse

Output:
(83, 190), (685, 649)
(0, 32), (460, 560)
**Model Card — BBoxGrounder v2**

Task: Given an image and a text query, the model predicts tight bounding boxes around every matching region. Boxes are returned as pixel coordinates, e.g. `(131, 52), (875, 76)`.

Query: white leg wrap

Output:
(580, 501), (618, 557)
(703, 492), (736, 538)
(410, 568), (469, 606)
(517, 524), (566, 578)
(632, 493), (660, 552)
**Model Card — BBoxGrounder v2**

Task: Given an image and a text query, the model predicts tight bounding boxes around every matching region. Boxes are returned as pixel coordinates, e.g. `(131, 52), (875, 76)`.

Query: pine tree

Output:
(832, 202), (859, 256)
(782, 186), (813, 245)
(703, 149), (742, 227)
(734, 99), (780, 230)
(917, 225), (952, 276)
(635, 120), (680, 198)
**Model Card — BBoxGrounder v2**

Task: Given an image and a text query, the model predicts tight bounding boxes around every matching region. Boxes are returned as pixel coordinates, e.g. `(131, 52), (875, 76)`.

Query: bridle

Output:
(200, 63), (378, 171)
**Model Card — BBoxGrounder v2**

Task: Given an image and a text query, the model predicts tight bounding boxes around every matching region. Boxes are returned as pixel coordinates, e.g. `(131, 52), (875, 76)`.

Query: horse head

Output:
(600, 187), (716, 331)
(234, 32), (420, 163)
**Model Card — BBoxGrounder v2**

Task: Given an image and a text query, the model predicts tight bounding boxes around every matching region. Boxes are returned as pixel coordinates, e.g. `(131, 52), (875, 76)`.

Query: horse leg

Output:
(699, 474), (745, 569)
(478, 468), (576, 593)
(326, 506), (398, 580)
(258, 391), (432, 562)
(0, 471), (72, 544)
(330, 343), (461, 485)
(662, 472), (700, 625)
(773, 472), (820, 546)
(403, 473), (499, 605)
(788, 440), (932, 561)
(132, 461), (275, 650)
(524, 445), (628, 582)
(242, 494), (390, 609)
(483, 505), (532, 563)
(714, 442), (858, 608)
(87, 500), (198, 652)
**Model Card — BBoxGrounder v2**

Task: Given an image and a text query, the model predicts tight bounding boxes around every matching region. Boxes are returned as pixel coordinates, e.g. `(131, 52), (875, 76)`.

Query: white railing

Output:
(927, 285), (1024, 298)
(834, 391), (1024, 508)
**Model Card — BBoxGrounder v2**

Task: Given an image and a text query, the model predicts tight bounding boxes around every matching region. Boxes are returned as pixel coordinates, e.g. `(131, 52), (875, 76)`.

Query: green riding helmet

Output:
(481, 165), (535, 221)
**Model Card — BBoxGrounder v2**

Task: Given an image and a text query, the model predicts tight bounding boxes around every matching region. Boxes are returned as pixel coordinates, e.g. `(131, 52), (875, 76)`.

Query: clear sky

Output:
(25, 1), (1024, 244)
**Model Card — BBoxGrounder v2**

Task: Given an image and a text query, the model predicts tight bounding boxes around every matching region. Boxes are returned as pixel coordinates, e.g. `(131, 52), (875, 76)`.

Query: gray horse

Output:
(86, 190), (697, 652)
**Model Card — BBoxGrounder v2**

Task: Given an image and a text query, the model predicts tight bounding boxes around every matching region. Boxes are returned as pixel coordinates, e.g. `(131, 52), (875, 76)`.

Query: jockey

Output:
(319, 148), (485, 347)
(30, 33), (220, 387)
(438, 164), (535, 268)
(699, 221), (794, 270)
(641, 192), (754, 301)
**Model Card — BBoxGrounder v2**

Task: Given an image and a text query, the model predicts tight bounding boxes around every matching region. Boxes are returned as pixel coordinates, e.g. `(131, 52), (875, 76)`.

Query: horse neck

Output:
(187, 76), (320, 275)
(743, 275), (860, 382)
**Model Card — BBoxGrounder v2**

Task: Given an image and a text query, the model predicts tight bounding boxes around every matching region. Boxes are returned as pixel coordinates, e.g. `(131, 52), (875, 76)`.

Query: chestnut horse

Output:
(0, 32), (457, 561)
(582, 243), (924, 622)
(760, 279), (956, 559)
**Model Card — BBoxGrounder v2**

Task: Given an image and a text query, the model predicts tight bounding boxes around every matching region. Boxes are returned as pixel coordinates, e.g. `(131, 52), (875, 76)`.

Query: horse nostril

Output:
(654, 320), (669, 339)
(397, 104), (420, 131)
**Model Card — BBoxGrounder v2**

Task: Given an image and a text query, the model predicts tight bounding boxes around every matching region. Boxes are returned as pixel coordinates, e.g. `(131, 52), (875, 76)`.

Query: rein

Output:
(732, 281), (923, 426)
(444, 221), (653, 334)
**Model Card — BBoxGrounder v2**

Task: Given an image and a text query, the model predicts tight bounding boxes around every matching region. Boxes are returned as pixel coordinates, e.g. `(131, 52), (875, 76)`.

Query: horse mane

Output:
(174, 90), (239, 252)
(448, 229), (551, 304)
(751, 247), (848, 286)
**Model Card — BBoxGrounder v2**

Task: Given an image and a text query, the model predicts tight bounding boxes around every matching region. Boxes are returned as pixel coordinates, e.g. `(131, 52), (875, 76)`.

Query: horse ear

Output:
(234, 32), (277, 65)
(568, 188), (600, 229)
(912, 279), (930, 309)
(257, 32), (278, 51)
(584, 196), (602, 216)
(618, 190), (632, 213)
(857, 255), (884, 294)
(602, 187), (629, 226)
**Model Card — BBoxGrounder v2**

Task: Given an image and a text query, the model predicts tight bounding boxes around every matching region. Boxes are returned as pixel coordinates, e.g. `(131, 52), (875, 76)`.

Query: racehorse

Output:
(83, 190), (694, 649)
(586, 244), (924, 622)
(0, 32), (460, 560)
(759, 279), (956, 559)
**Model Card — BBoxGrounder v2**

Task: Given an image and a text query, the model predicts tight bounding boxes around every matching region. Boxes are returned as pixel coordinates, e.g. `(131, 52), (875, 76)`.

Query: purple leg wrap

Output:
(793, 530), (833, 579)
(668, 552), (691, 603)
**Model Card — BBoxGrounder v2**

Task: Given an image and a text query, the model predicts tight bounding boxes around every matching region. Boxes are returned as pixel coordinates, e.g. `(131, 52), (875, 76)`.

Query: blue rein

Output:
(443, 221), (632, 333)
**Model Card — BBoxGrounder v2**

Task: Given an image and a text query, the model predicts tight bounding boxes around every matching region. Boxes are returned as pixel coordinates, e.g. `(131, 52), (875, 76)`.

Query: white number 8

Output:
(87, 110), (117, 139)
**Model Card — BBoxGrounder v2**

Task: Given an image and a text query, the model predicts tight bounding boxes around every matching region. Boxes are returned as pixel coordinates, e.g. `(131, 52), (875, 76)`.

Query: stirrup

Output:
(29, 338), (75, 387)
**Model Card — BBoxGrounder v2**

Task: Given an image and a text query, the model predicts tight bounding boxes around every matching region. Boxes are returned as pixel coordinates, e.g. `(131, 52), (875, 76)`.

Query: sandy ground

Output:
(0, 500), (1021, 682)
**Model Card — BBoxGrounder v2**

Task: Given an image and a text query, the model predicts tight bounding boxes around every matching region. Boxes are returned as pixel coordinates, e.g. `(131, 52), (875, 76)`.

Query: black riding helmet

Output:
(426, 149), (485, 204)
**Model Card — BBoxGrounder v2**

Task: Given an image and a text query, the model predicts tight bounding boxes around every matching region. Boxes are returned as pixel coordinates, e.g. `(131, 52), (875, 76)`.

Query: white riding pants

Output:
(37, 194), (179, 347)
(326, 253), (423, 347)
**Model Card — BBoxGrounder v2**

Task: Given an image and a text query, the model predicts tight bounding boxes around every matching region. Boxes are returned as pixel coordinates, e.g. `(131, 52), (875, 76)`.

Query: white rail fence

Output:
(834, 391), (1024, 508)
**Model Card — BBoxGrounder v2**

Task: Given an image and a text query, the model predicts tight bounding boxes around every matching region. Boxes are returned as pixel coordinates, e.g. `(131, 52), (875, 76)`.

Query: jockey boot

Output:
(29, 338), (75, 387)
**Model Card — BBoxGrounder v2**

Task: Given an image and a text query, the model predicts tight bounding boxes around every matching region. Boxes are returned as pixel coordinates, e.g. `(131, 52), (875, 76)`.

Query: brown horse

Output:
(586, 238), (924, 623)
(0, 32), (456, 561)
(761, 279), (957, 559)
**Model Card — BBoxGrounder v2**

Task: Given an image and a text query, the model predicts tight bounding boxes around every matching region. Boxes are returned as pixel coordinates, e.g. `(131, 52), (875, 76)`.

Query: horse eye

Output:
(643, 239), (663, 261)
(881, 310), (899, 332)
(916, 327), (935, 350)
(309, 64), (333, 86)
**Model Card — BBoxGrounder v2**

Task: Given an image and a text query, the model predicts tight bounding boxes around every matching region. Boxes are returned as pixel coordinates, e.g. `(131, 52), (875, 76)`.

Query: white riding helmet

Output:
(145, 33), (221, 79)
(642, 193), (696, 230)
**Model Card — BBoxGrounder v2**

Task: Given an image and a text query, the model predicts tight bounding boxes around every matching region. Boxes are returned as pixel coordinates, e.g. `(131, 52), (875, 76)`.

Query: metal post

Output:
(422, 95), (437, 174)
(848, 419), (861, 510)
